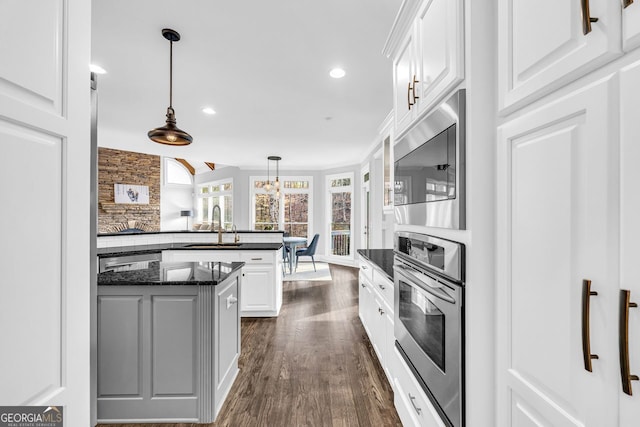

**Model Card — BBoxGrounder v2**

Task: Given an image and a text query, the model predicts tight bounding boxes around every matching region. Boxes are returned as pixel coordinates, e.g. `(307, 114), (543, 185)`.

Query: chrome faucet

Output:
(212, 204), (223, 244)
(232, 224), (239, 243)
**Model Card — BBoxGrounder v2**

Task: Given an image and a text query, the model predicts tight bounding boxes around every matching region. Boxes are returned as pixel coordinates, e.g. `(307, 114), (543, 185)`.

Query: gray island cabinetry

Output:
(96, 260), (242, 424)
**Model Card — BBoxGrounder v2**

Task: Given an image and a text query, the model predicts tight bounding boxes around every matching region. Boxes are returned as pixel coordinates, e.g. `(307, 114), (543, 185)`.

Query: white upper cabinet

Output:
(389, 0), (464, 138)
(498, 0), (622, 113)
(619, 59), (640, 425)
(623, 1), (640, 52)
(414, 0), (464, 116)
(393, 30), (417, 134)
(497, 77), (619, 427)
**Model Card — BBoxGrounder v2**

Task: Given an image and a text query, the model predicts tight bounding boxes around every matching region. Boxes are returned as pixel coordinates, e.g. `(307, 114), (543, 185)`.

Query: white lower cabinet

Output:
(393, 348), (446, 427)
(359, 257), (448, 426)
(359, 259), (395, 387)
(497, 77), (620, 426)
(163, 249), (283, 317)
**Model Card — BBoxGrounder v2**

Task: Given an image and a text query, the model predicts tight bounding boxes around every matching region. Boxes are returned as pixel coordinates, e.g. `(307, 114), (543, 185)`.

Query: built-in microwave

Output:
(394, 89), (465, 229)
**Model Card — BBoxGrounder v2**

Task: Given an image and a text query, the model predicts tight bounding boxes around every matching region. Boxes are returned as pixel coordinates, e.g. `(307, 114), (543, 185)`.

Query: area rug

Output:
(283, 262), (332, 281)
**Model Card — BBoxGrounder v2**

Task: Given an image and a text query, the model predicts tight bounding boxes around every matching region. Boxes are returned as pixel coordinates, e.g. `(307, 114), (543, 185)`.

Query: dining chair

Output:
(295, 234), (319, 272)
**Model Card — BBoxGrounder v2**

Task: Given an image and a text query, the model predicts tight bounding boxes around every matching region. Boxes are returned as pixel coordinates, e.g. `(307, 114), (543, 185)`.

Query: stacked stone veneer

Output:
(98, 147), (161, 233)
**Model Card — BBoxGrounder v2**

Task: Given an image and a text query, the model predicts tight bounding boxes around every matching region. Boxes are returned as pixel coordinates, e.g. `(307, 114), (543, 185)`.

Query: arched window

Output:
(164, 158), (192, 185)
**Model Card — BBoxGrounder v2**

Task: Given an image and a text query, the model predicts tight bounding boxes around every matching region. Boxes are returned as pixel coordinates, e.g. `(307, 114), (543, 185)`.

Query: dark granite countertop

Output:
(98, 230), (285, 237)
(97, 242), (283, 258)
(98, 260), (244, 286)
(357, 249), (394, 281)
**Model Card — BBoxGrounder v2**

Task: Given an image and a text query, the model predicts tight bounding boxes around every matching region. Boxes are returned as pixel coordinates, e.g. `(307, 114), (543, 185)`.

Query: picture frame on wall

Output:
(114, 183), (150, 204)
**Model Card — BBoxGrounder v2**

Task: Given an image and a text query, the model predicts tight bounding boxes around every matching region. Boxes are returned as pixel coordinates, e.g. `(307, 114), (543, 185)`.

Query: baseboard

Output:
(315, 255), (358, 268)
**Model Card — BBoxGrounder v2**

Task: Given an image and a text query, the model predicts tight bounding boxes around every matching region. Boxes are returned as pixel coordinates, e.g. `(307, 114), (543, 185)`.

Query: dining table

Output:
(282, 236), (307, 274)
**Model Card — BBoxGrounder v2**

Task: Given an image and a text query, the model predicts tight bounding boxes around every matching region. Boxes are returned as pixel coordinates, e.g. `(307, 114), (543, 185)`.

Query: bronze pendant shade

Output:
(148, 28), (193, 146)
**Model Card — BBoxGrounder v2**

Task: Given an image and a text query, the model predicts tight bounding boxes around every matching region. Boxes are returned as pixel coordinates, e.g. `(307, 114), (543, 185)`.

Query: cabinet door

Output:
(393, 29), (417, 135)
(498, 0), (621, 113)
(241, 265), (274, 313)
(497, 78), (619, 426)
(623, 1), (640, 52)
(359, 275), (374, 337)
(620, 60), (640, 425)
(216, 278), (239, 389)
(382, 305), (395, 385)
(415, 0), (464, 115)
(371, 295), (386, 367)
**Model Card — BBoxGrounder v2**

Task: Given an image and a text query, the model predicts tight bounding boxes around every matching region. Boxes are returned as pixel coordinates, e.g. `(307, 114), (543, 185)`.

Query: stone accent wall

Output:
(98, 148), (161, 233)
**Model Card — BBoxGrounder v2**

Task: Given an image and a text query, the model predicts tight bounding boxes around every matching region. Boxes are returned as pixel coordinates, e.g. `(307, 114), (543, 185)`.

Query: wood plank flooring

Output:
(97, 264), (401, 427)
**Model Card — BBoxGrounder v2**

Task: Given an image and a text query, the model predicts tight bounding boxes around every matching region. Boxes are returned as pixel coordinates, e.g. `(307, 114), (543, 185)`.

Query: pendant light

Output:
(264, 156), (281, 196)
(148, 28), (193, 146)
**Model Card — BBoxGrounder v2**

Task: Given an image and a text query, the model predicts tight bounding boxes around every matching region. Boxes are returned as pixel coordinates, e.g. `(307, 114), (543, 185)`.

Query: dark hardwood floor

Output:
(98, 264), (401, 427)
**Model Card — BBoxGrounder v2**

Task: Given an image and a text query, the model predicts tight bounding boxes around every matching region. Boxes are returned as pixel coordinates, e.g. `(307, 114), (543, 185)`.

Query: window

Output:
(327, 172), (354, 258)
(251, 176), (312, 238)
(197, 179), (233, 229)
(164, 158), (192, 185)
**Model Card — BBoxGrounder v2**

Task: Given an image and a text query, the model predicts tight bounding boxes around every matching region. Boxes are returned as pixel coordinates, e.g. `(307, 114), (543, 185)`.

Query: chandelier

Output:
(264, 156), (281, 197)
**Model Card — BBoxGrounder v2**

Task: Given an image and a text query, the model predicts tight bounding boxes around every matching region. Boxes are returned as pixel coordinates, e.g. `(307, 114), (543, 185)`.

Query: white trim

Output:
(325, 172), (355, 260)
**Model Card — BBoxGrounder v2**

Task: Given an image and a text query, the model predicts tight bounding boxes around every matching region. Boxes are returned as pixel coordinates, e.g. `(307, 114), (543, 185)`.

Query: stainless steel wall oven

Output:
(394, 89), (465, 229)
(394, 231), (464, 427)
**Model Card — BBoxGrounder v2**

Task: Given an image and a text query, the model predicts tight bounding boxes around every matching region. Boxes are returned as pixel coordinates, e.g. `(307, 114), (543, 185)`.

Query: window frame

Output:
(249, 175), (313, 239)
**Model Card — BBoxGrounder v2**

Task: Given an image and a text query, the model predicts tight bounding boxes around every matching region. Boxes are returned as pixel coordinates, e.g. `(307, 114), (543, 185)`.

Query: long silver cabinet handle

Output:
(408, 393), (422, 415)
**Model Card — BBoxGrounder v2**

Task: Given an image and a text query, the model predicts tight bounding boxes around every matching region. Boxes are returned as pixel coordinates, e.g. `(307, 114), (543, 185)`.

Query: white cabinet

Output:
(497, 78), (619, 426)
(358, 258), (395, 386)
(619, 60), (640, 425)
(393, 348), (446, 427)
(390, 0), (464, 137)
(498, 0), (622, 112)
(393, 30), (417, 135)
(163, 249), (282, 317)
(414, 0), (464, 117)
(623, 1), (640, 52)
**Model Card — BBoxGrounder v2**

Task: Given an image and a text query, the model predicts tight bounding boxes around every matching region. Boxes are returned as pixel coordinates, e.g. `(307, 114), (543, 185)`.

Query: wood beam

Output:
(175, 158), (195, 175)
(205, 162), (216, 171)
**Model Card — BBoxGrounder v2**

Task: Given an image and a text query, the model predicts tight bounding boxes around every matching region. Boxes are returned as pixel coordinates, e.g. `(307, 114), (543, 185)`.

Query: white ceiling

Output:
(91, 0), (401, 171)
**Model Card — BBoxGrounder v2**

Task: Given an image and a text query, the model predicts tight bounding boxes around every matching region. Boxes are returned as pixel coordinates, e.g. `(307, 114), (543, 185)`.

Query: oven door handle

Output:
(395, 265), (456, 304)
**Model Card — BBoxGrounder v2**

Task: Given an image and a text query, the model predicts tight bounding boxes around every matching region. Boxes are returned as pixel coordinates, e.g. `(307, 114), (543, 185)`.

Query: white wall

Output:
(160, 158), (195, 231)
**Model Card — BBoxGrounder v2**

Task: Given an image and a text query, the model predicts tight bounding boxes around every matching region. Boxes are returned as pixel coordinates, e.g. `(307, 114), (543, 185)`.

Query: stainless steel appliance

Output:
(394, 89), (465, 229)
(394, 231), (464, 427)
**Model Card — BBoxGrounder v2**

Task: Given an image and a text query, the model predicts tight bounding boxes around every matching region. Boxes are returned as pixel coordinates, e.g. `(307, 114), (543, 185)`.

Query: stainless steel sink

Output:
(183, 243), (242, 249)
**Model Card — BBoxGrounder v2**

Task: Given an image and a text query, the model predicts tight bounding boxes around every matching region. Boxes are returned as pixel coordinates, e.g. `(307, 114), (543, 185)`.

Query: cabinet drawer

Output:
(240, 251), (275, 264)
(358, 258), (373, 283)
(373, 273), (394, 311)
(394, 347), (446, 427)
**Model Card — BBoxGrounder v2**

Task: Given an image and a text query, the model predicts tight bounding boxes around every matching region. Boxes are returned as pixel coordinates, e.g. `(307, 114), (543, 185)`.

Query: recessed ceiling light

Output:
(329, 68), (346, 79)
(202, 107), (216, 115)
(89, 64), (107, 74)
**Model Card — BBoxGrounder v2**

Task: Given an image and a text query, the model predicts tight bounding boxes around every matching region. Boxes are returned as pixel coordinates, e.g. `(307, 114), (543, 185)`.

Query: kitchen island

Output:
(97, 259), (243, 424)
